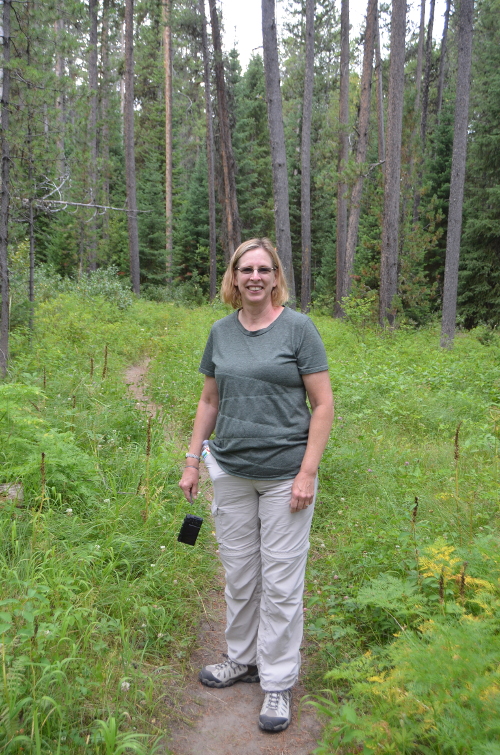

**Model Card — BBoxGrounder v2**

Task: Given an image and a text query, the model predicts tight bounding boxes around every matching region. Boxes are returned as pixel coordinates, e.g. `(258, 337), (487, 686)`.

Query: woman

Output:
(179, 238), (334, 732)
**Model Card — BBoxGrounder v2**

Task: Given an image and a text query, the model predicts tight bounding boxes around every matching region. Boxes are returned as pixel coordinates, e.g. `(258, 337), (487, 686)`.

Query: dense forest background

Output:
(1, 0), (499, 344)
(2, 2), (500, 749)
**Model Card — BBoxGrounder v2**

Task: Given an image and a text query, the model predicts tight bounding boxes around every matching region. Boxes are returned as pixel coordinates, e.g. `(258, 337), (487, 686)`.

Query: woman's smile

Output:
(234, 248), (276, 307)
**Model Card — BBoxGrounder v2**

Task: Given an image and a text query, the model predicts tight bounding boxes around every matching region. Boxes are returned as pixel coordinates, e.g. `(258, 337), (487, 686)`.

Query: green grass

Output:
(2, 293), (500, 753)
(151, 309), (500, 753)
(1, 296), (218, 754)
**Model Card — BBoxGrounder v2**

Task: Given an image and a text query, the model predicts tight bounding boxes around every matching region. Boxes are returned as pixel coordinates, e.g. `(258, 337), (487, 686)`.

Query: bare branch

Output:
(41, 175), (70, 200)
(31, 198), (151, 213)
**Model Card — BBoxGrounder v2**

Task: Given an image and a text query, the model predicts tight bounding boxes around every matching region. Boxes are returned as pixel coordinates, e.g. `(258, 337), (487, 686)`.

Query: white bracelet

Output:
(186, 452), (201, 461)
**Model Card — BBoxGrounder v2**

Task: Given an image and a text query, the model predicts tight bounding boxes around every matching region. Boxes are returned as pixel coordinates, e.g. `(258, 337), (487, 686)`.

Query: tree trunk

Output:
(379, 0), (406, 327)
(335, 0), (349, 316)
(29, 198), (34, 330)
(163, 0), (173, 278)
(120, 20), (125, 127)
(124, 0), (140, 294)
(414, 0), (436, 222)
(409, 0), (426, 222)
(208, 0), (240, 261)
(414, 0), (426, 114)
(101, 0), (110, 225)
(199, 0), (217, 301)
(0, 0), (11, 378)
(300, 0), (315, 313)
(54, 17), (65, 179)
(88, 0), (98, 271)
(344, 0), (377, 294)
(420, 0), (435, 148)
(262, 0), (295, 302)
(440, 0), (474, 348)
(436, 0), (451, 120)
(26, 0), (35, 334)
(375, 7), (385, 168)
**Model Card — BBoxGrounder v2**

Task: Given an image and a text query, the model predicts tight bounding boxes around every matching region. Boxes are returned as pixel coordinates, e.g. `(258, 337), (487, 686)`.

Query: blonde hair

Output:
(220, 238), (289, 309)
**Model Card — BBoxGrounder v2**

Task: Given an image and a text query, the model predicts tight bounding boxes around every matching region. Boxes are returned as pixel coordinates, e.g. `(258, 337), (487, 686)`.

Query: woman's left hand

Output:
(290, 470), (316, 512)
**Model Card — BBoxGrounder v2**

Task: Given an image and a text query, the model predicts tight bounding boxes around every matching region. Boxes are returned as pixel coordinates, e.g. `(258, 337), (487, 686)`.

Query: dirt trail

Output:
(125, 360), (322, 755)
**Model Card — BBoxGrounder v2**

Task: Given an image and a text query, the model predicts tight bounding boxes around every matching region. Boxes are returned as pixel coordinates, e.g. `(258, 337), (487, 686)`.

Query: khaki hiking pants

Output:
(204, 452), (317, 692)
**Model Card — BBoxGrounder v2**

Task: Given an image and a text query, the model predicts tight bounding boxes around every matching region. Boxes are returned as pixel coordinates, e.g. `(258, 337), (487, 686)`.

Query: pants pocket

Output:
(211, 502), (225, 544)
(204, 450), (222, 482)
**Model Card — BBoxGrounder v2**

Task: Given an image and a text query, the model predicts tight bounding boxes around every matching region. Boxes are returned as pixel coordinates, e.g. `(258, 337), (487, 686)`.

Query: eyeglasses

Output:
(235, 266), (276, 276)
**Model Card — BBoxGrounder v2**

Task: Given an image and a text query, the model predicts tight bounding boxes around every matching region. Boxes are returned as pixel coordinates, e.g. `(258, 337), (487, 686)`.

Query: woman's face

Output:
(233, 248), (278, 308)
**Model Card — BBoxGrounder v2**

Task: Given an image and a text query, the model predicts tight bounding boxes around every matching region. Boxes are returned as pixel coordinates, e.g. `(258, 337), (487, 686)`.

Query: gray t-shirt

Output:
(199, 307), (328, 479)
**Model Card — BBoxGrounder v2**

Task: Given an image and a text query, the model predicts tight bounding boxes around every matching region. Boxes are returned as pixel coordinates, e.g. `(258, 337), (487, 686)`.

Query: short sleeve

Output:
(296, 318), (329, 375)
(199, 328), (215, 376)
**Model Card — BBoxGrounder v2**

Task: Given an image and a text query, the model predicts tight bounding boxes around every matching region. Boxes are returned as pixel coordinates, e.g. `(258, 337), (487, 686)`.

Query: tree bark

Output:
(0, 0), (11, 377)
(262, 0), (295, 302)
(335, 0), (349, 316)
(436, 0), (451, 120)
(199, 0), (217, 301)
(124, 0), (140, 294)
(120, 20), (125, 127)
(208, 0), (240, 261)
(379, 0), (406, 327)
(344, 0), (377, 294)
(414, 0), (436, 222)
(440, 0), (474, 348)
(375, 7), (385, 168)
(100, 0), (110, 223)
(163, 0), (173, 278)
(54, 17), (65, 179)
(409, 0), (426, 223)
(26, 0), (35, 334)
(88, 0), (98, 271)
(414, 0), (426, 114)
(420, 0), (435, 148)
(29, 198), (34, 306)
(300, 0), (315, 313)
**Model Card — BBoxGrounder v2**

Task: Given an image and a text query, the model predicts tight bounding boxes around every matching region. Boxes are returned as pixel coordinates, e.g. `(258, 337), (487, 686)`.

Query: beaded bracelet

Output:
(186, 452), (201, 461)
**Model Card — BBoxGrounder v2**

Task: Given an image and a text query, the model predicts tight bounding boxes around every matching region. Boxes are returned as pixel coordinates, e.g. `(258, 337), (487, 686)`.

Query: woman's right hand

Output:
(179, 466), (200, 503)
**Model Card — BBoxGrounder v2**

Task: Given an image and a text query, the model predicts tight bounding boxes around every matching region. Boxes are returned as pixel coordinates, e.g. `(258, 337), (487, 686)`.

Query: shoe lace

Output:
(215, 657), (243, 672)
(265, 691), (282, 711)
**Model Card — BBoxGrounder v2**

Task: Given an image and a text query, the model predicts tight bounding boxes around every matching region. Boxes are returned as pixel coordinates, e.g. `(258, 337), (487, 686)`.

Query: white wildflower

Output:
(121, 682), (131, 692)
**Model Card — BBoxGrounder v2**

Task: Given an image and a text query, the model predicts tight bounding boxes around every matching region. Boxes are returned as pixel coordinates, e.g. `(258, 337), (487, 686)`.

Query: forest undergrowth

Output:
(2, 287), (500, 753)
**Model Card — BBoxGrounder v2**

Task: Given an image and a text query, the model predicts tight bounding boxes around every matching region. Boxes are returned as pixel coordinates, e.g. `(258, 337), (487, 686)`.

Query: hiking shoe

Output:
(259, 689), (292, 732)
(199, 658), (260, 688)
